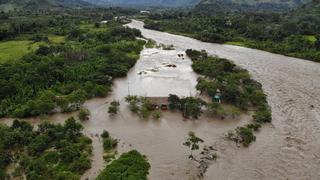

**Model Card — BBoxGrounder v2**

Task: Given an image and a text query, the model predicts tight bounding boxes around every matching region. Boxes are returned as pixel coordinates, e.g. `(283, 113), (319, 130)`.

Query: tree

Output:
(180, 97), (205, 119)
(236, 127), (256, 147)
(64, 117), (83, 140)
(183, 131), (204, 158)
(108, 101), (120, 115)
(100, 130), (117, 151)
(96, 150), (150, 180)
(101, 130), (110, 139)
(315, 35), (320, 50)
(78, 108), (90, 121)
(168, 94), (180, 110)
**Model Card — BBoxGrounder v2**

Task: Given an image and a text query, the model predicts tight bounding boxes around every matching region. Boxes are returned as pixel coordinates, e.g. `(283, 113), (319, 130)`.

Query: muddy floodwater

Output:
(79, 48), (250, 180)
(127, 20), (320, 180)
(2, 20), (320, 180)
(1, 48), (250, 180)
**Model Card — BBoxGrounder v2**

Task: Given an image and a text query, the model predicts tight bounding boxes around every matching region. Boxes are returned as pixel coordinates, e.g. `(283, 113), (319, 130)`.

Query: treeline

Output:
(144, 7), (320, 62)
(0, 8), (137, 41)
(0, 17), (144, 118)
(0, 118), (92, 179)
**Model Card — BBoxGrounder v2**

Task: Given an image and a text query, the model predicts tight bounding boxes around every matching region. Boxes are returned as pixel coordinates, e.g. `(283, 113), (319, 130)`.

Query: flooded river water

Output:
(78, 48), (250, 180)
(127, 20), (320, 180)
(2, 20), (320, 180)
(1, 47), (249, 180)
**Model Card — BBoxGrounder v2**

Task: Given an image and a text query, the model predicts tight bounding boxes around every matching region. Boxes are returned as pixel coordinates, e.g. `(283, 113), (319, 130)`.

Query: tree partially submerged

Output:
(78, 108), (90, 121)
(108, 100), (120, 116)
(183, 131), (204, 158)
(168, 94), (206, 119)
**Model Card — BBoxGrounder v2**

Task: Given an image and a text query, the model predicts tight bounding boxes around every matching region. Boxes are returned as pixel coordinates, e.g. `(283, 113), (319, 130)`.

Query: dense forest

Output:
(0, 8), (145, 118)
(0, 118), (92, 179)
(144, 0), (320, 62)
(0, 0), (92, 11)
(194, 0), (311, 13)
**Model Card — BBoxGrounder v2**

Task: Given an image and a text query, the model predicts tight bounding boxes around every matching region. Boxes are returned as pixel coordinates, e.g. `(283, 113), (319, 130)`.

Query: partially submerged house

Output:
(146, 97), (169, 110)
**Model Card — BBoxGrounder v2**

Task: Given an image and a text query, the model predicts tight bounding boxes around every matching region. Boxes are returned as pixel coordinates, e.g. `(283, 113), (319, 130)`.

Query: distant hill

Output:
(0, 0), (92, 11)
(290, 0), (320, 17)
(286, 0), (320, 34)
(84, 0), (200, 7)
(194, 0), (312, 13)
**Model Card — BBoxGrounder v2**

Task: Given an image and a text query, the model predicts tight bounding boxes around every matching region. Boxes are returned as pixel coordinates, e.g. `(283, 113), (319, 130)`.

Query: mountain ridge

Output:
(0, 0), (92, 11)
(194, 0), (312, 13)
(84, 0), (200, 7)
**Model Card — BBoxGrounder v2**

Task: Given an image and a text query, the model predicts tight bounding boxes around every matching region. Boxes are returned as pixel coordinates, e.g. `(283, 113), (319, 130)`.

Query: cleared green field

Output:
(304, 35), (317, 43)
(0, 40), (40, 63)
(0, 35), (67, 63)
(48, 35), (65, 43)
(79, 23), (107, 32)
(225, 41), (246, 46)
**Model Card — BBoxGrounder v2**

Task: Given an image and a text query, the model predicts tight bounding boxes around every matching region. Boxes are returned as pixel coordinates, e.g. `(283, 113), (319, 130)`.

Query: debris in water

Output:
(138, 71), (147, 75)
(165, 64), (177, 68)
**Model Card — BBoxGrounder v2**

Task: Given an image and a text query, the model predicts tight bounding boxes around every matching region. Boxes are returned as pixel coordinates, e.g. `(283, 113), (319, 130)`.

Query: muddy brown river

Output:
(127, 20), (320, 180)
(2, 20), (320, 180)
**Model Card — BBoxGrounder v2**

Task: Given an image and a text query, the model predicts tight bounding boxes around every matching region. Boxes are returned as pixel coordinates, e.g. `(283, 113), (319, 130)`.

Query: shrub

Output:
(101, 130), (110, 139)
(253, 109), (272, 123)
(236, 127), (256, 147)
(152, 110), (162, 119)
(108, 101), (120, 115)
(78, 108), (90, 121)
(103, 138), (118, 151)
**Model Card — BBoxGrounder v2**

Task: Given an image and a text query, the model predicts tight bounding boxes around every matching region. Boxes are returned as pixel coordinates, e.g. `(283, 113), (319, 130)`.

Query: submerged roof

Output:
(146, 97), (169, 104)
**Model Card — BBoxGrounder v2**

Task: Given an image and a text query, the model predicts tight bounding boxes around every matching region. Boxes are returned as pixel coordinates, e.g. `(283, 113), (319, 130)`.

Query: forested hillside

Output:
(0, 0), (91, 11)
(194, 0), (311, 13)
(84, 0), (200, 7)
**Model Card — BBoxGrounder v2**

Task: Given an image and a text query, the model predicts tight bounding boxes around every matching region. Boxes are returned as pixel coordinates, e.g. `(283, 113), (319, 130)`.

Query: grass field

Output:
(304, 35), (317, 44)
(0, 35), (65, 63)
(0, 40), (40, 63)
(79, 23), (106, 32)
(48, 35), (65, 43)
(225, 41), (246, 46)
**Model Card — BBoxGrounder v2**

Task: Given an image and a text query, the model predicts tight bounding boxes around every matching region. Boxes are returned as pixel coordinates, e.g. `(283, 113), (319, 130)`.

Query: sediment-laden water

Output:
(1, 48), (250, 180)
(127, 20), (320, 180)
(2, 20), (320, 180)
